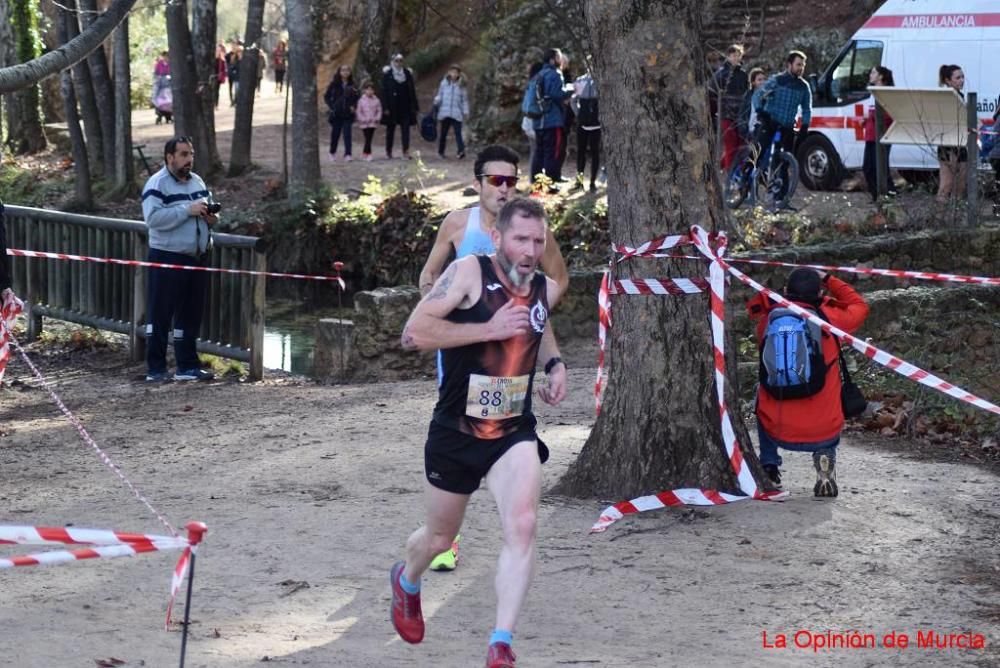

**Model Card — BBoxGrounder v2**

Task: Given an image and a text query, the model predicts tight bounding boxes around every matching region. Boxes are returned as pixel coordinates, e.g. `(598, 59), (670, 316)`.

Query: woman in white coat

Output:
(433, 64), (470, 159)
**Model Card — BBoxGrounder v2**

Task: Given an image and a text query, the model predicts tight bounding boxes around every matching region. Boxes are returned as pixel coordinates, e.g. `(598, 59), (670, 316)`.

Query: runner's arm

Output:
(402, 257), (531, 351)
(537, 292), (566, 405)
(417, 212), (459, 296)
(540, 228), (569, 305)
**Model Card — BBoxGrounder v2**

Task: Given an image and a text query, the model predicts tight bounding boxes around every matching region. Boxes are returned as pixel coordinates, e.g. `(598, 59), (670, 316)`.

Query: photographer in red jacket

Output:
(747, 268), (868, 497)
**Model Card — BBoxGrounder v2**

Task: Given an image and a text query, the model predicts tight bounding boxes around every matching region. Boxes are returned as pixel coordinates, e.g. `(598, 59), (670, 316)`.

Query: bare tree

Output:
(59, 4), (92, 208)
(192, 0), (223, 175)
(285, 0), (320, 196)
(65, 0), (104, 175)
(229, 0), (266, 176)
(354, 0), (395, 91)
(555, 1), (766, 498)
(78, 0), (115, 176)
(5, 0), (47, 154)
(0, 0), (19, 148)
(112, 17), (133, 193)
(166, 0), (217, 178)
(0, 0), (138, 95)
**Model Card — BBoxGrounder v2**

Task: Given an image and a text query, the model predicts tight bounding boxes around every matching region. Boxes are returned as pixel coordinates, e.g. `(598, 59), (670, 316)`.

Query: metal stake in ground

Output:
(178, 522), (208, 668)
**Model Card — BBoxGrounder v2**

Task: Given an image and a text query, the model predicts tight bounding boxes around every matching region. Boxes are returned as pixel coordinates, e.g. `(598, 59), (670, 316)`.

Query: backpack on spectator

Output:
(522, 73), (551, 120)
(759, 307), (829, 399)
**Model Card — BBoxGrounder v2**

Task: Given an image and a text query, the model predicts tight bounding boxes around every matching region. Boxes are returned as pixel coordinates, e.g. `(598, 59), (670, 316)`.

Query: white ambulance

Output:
(799, 0), (1000, 190)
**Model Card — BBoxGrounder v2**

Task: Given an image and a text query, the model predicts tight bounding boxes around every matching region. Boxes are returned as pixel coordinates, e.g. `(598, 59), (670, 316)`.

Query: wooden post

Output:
(249, 251), (266, 381)
(966, 91), (979, 227)
(131, 232), (147, 362)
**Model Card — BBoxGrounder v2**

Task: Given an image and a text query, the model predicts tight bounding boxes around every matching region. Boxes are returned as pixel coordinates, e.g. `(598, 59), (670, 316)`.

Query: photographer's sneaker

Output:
(174, 368), (214, 382)
(389, 561), (424, 644)
(762, 464), (782, 488)
(813, 453), (838, 497)
(145, 371), (171, 382)
(486, 642), (517, 668)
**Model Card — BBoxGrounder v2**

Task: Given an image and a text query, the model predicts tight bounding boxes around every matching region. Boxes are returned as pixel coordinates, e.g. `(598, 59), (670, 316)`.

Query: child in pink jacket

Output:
(355, 81), (383, 161)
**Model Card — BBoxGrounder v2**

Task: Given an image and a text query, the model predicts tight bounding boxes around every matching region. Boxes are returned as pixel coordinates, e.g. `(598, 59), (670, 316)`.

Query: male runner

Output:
(392, 197), (567, 668)
(418, 143), (569, 571)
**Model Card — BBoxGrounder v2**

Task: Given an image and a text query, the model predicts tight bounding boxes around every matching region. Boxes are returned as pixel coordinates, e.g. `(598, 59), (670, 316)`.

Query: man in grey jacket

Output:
(141, 137), (217, 381)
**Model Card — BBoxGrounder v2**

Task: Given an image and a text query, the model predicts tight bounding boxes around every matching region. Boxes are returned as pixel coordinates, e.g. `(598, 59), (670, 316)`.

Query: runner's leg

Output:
(486, 439), (542, 631)
(404, 481), (469, 584)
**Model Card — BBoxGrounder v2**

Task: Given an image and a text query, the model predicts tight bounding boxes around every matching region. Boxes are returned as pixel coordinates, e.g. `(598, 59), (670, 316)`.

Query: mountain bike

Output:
(723, 126), (800, 211)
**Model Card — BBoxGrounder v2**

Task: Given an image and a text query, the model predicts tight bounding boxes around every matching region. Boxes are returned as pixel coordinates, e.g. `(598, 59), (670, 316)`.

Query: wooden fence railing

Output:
(4, 205), (266, 380)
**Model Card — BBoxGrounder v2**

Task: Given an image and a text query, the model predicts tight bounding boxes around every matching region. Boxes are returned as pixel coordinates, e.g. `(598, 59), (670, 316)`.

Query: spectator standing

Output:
(141, 138), (217, 383)
(325, 64), (359, 162)
(738, 67), (766, 140)
(273, 40), (287, 94)
(758, 50), (812, 207)
(712, 45), (749, 171)
(862, 66), (895, 202)
(226, 40), (243, 106)
(154, 51), (170, 78)
(434, 64), (470, 159)
(747, 268), (869, 497)
(555, 53), (574, 182)
(256, 49), (268, 94)
(990, 106), (1000, 212)
(214, 44), (227, 109)
(381, 53), (419, 159)
(570, 69), (600, 192)
(521, 62), (543, 175)
(936, 64), (968, 205)
(356, 80), (383, 162)
(530, 48), (570, 192)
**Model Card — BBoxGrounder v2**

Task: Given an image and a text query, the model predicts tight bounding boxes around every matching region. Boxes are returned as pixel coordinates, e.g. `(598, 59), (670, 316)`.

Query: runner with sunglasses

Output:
(417, 144), (569, 572)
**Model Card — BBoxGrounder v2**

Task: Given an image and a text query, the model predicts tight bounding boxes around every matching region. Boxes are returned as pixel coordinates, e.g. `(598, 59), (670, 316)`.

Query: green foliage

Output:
(0, 158), (71, 206)
(128, 4), (167, 110)
(11, 0), (43, 63)
(407, 40), (461, 79)
(547, 195), (609, 268)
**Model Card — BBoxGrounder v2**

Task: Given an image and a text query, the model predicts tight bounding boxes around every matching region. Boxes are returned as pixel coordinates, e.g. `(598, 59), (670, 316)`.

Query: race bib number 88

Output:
(466, 374), (529, 420)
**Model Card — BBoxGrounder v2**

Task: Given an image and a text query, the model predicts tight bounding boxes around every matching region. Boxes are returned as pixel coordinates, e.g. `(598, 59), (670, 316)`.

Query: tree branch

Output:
(0, 0), (138, 94)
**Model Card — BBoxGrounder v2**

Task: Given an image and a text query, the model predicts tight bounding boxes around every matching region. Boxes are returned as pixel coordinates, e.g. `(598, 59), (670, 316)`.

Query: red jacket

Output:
(863, 105), (892, 142)
(747, 276), (869, 443)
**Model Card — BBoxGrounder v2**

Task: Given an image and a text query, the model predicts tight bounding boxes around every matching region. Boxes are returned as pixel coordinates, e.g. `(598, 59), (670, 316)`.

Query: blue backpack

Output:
(759, 307), (828, 399)
(521, 73), (549, 120)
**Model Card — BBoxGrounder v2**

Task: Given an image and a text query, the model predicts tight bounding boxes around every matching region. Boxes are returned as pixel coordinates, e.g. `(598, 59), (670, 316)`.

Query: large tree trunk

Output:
(0, 0), (18, 150)
(228, 0), (265, 177)
(78, 0), (116, 178)
(354, 0), (395, 91)
(112, 17), (133, 193)
(555, 1), (764, 499)
(0, 0), (138, 95)
(65, 0), (104, 175)
(191, 0), (223, 175)
(166, 0), (215, 178)
(59, 6), (92, 209)
(6, 0), (47, 154)
(285, 0), (320, 197)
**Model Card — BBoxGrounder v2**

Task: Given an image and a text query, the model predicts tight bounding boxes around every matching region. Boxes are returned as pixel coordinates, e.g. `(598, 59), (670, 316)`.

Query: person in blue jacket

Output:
(529, 48), (570, 192)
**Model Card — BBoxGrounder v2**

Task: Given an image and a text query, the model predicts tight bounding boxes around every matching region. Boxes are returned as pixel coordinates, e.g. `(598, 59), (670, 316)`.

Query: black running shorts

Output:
(424, 421), (550, 495)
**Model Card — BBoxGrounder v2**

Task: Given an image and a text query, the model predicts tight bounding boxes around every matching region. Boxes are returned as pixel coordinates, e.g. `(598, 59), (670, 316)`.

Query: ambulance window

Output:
(830, 40), (884, 104)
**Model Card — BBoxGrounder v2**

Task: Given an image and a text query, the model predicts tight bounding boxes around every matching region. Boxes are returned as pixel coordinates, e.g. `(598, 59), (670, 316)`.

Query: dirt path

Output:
(1, 343), (997, 667)
(133, 89), (480, 212)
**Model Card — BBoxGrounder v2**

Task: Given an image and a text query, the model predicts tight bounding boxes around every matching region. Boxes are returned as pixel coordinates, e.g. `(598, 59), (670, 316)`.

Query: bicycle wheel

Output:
(723, 149), (754, 209)
(754, 151), (800, 211)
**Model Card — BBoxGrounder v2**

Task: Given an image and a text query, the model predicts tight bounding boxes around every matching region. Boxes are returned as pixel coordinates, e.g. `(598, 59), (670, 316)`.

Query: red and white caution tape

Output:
(719, 260), (1000, 415)
(608, 277), (709, 295)
(595, 270), (611, 414)
(613, 233), (693, 261)
(7, 248), (346, 289)
(0, 289), (24, 383)
(662, 254), (1000, 286)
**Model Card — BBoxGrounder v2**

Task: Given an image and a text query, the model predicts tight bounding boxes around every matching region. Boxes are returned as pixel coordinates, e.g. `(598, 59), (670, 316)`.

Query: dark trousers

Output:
(757, 121), (796, 198)
(146, 248), (207, 374)
(329, 119), (353, 155)
(531, 127), (563, 181)
(438, 118), (465, 156)
(228, 79), (237, 105)
(862, 141), (892, 201)
(576, 127), (601, 185)
(362, 128), (375, 154)
(385, 123), (411, 156)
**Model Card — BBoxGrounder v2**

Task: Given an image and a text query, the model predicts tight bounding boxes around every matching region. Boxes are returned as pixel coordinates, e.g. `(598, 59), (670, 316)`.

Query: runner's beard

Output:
(496, 249), (532, 287)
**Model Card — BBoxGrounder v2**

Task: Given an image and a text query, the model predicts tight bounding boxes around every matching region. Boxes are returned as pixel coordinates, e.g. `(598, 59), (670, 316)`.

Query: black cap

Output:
(785, 267), (821, 303)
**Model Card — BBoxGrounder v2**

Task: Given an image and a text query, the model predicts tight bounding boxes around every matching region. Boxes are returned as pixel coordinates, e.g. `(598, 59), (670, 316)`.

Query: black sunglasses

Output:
(478, 174), (518, 188)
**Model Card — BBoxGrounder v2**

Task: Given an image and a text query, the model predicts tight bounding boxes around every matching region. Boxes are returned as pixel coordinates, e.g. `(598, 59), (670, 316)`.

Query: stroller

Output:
(152, 75), (173, 125)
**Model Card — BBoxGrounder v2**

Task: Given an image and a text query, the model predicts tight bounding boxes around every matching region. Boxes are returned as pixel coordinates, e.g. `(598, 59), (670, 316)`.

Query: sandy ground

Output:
(1, 339), (998, 668)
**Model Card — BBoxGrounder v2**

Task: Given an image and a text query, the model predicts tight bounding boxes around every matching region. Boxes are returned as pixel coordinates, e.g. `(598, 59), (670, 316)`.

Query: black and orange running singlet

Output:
(432, 255), (548, 439)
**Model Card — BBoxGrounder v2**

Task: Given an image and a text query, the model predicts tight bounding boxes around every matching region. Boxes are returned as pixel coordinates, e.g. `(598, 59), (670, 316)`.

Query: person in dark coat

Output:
(381, 53), (419, 159)
(324, 64), (359, 161)
(0, 198), (10, 296)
